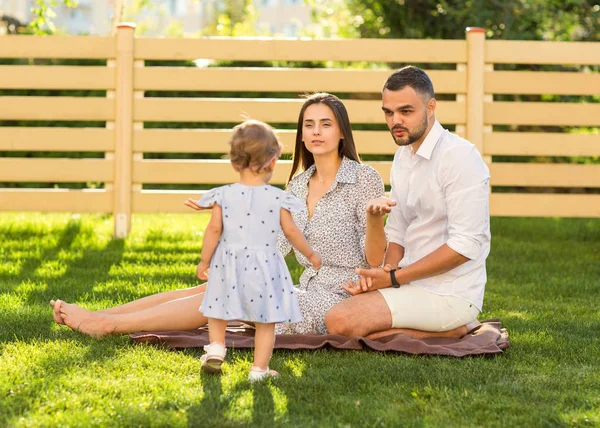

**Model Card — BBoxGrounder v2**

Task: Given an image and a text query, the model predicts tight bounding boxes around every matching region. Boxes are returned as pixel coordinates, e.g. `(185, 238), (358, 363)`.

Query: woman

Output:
(50, 93), (385, 337)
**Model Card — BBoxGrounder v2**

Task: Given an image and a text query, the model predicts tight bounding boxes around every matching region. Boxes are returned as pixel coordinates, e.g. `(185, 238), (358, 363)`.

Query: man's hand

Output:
(341, 275), (372, 296)
(366, 197), (396, 216)
(341, 264), (398, 295)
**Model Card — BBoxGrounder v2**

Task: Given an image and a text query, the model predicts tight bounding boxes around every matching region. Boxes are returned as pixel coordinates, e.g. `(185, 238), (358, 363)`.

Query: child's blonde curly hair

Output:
(229, 119), (283, 173)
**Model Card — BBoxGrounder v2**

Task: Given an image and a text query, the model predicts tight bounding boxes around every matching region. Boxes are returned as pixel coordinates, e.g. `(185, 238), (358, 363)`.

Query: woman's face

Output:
(302, 103), (343, 158)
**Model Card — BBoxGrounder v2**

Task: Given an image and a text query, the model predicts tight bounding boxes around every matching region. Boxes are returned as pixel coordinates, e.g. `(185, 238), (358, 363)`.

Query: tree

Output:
(309, 0), (600, 41)
(27, 0), (79, 35)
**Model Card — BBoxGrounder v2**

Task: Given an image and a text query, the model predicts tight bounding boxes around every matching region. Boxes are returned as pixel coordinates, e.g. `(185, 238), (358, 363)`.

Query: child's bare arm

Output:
(197, 205), (223, 278)
(280, 208), (321, 269)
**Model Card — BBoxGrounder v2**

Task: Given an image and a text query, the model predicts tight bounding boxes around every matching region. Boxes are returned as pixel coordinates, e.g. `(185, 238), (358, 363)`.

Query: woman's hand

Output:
(184, 198), (206, 211)
(196, 262), (210, 280)
(366, 197), (396, 216)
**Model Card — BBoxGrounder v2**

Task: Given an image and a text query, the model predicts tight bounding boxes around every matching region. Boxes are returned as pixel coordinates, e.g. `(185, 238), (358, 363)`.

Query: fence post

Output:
(113, 23), (135, 238)
(465, 27), (486, 157)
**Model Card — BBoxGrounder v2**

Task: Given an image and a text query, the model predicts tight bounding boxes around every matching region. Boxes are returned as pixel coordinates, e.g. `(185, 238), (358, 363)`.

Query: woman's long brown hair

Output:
(287, 93), (360, 184)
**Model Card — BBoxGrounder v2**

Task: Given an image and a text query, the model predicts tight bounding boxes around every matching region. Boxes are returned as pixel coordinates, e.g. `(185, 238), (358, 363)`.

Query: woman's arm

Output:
(365, 197), (397, 266)
(355, 166), (387, 267)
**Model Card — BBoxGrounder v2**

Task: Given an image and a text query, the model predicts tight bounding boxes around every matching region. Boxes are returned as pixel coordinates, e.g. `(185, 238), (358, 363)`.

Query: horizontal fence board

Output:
(134, 190), (600, 217)
(133, 159), (394, 185)
(490, 193), (600, 217)
(0, 66), (114, 90)
(486, 40), (600, 65)
(485, 71), (600, 95)
(0, 158), (113, 182)
(0, 128), (114, 152)
(0, 35), (115, 59)
(132, 190), (211, 213)
(484, 132), (600, 157)
(484, 102), (600, 126)
(133, 129), (398, 155)
(0, 97), (114, 121)
(135, 67), (466, 94)
(134, 98), (465, 124)
(135, 38), (467, 63)
(490, 163), (600, 188)
(0, 189), (112, 212)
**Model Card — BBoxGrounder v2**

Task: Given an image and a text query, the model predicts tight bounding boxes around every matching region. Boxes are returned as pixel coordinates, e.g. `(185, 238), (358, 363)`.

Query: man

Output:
(325, 66), (491, 339)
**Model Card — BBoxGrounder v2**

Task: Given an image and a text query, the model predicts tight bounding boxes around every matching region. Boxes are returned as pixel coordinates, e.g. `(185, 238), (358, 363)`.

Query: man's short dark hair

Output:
(383, 66), (435, 99)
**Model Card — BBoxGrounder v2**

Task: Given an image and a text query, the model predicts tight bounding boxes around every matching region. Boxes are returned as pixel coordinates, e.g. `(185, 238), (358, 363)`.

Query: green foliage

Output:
(0, 213), (599, 426)
(27, 0), (78, 35)
(310, 0), (600, 41)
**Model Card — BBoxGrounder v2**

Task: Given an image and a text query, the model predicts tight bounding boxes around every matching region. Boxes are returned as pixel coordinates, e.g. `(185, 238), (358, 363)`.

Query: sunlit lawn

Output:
(1, 213), (599, 427)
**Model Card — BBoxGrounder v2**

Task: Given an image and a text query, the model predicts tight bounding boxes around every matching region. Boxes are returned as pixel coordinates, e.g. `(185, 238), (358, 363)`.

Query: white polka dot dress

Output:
(197, 184), (304, 324)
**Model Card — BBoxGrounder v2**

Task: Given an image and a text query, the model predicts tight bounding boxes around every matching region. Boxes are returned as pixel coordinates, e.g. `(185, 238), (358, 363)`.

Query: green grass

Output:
(0, 213), (599, 427)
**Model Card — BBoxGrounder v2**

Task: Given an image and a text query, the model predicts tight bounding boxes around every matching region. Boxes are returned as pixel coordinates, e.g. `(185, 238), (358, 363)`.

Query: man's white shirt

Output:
(384, 120), (491, 310)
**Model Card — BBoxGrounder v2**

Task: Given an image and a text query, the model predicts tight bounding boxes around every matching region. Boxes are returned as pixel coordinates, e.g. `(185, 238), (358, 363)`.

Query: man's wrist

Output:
(389, 269), (401, 288)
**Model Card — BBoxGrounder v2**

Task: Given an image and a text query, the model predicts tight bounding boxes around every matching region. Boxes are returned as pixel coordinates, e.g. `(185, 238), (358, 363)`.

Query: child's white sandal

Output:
(248, 366), (279, 382)
(200, 342), (227, 374)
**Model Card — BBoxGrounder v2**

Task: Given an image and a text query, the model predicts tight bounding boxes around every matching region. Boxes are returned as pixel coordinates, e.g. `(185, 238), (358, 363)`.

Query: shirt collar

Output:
(415, 120), (444, 160)
(289, 156), (358, 197)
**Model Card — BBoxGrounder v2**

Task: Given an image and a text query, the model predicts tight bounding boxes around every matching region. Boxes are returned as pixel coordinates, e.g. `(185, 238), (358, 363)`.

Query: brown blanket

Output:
(130, 319), (509, 357)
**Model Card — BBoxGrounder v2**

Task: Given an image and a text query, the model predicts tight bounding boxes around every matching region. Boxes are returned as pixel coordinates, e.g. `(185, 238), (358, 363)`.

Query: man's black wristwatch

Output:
(389, 268), (401, 288)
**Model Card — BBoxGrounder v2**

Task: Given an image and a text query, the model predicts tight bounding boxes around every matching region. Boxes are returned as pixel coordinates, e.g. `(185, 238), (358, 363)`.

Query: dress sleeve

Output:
(280, 192), (305, 213)
(197, 187), (222, 207)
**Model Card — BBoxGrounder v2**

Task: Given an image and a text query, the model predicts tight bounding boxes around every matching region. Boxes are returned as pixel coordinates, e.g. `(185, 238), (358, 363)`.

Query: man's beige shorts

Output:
(378, 285), (480, 331)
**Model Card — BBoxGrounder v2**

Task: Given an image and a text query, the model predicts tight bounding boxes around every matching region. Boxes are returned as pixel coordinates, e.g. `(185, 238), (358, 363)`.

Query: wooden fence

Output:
(0, 25), (599, 237)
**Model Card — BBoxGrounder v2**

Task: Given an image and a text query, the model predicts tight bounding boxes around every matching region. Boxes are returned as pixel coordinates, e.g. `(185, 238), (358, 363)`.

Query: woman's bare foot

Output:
(59, 302), (116, 339)
(50, 300), (66, 325)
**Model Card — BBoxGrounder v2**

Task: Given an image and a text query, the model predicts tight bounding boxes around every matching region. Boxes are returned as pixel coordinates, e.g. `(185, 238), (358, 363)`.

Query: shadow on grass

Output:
(1, 336), (121, 425)
(0, 219), (82, 288)
(185, 369), (278, 427)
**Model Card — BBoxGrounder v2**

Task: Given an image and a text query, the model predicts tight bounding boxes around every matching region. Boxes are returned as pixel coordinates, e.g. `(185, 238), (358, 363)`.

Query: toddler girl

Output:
(195, 119), (321, 381)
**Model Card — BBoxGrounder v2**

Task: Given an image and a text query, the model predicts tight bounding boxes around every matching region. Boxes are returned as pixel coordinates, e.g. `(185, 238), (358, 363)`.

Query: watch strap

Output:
(389, 268), (400, 288)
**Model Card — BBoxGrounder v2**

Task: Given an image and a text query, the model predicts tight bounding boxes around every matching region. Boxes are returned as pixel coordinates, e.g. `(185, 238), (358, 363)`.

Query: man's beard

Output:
(391, 114), (428, 147)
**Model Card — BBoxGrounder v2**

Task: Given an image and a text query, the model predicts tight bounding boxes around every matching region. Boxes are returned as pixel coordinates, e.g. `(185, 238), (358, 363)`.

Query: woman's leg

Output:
(253, 323), (275, 370)
(50, 284), (207, 324)
(56, 292), (209, 338)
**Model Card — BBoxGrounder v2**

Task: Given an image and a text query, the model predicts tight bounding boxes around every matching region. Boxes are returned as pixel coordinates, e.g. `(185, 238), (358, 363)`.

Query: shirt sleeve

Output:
(355, 165), (386, 257)
(440, 143), (491, 260)
(384, 151), (408, 248)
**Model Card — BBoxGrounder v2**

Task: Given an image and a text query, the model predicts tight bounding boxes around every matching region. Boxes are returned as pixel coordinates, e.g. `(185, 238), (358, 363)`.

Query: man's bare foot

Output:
(465, 319), (481, 334)
(50, 300), (65, 325)
(59, 302), (115, 339)
(365, 323), (470, 340)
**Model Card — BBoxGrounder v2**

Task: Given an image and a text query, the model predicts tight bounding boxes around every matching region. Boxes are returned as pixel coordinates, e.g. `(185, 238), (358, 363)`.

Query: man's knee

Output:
(325, 305), (358, 337)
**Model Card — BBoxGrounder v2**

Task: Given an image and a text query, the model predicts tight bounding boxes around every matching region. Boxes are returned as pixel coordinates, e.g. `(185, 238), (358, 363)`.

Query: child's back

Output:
(200, 183), (304, 324)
